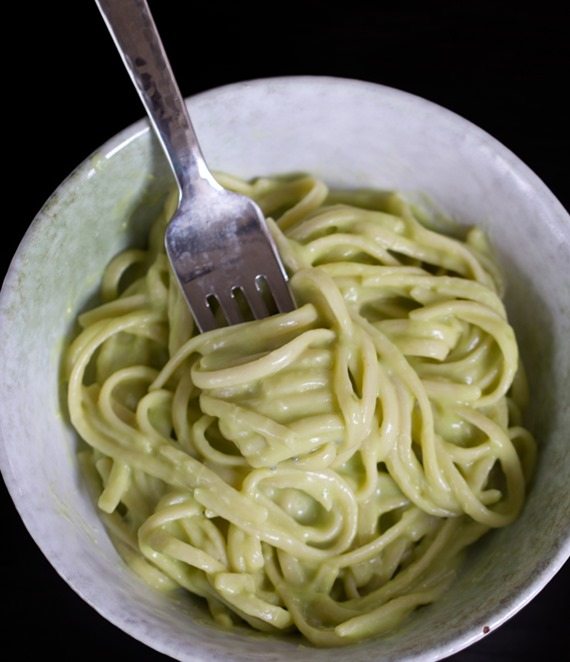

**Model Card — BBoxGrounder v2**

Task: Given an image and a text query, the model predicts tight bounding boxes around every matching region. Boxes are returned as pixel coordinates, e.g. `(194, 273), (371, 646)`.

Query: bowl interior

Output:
(1, 77), (569, 661)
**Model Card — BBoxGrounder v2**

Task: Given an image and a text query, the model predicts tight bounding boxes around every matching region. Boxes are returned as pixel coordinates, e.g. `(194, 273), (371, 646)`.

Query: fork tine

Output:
(182, 286), (218, 333)
(242, 281), (270, 320)
(216, 290), (245, 326)
(264, 268), (296, 314)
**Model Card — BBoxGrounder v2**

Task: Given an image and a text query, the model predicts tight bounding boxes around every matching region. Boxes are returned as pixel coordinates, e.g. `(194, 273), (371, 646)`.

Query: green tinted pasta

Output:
(66, 174), (535, 645)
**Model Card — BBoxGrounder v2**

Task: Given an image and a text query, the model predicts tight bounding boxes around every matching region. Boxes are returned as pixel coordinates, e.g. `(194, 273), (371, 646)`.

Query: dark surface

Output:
(3, 1), (568, 660)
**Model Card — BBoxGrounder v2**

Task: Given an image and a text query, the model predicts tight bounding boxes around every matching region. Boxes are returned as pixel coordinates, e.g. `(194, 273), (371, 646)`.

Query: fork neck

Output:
(95, 0), (219, 199)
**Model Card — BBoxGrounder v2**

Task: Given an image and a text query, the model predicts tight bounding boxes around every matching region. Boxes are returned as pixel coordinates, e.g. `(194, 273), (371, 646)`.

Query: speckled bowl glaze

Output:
(1, 77), (569, 661)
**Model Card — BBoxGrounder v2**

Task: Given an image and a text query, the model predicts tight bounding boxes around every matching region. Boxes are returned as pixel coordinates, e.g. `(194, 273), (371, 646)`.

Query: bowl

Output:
(1, 76), (569, 661)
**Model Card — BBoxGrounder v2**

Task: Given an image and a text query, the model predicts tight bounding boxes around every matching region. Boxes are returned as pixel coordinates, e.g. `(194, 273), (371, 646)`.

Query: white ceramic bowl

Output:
(1, 77), (569, 661)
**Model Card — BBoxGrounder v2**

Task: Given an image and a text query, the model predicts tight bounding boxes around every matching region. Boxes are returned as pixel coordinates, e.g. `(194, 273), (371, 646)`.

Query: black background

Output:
(2, 1), (568, 660)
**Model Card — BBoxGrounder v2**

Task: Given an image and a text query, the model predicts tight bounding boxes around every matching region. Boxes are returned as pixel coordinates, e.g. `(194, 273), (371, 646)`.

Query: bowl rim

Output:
(1, 75), (569, 661)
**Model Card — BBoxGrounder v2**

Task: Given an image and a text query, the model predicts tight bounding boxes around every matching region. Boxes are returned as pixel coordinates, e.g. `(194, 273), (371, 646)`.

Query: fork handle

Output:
(95, 0), (218, 198)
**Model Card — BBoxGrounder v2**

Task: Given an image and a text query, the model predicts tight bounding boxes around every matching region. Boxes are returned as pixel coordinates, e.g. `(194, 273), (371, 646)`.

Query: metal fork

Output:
(95, 0), (295, 332)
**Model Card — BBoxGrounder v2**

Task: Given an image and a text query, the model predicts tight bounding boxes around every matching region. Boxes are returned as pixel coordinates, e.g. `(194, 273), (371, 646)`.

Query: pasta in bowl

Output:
(1, 77), (569, 660)
(67, 172), (535, 645)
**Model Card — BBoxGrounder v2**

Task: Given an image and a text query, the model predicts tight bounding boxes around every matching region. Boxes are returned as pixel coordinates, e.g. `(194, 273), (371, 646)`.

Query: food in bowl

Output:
(65, 171), (536, 645)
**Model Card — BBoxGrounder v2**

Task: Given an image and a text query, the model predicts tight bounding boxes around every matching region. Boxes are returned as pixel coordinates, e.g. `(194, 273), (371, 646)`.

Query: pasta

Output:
(65, 173), (536, 646)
